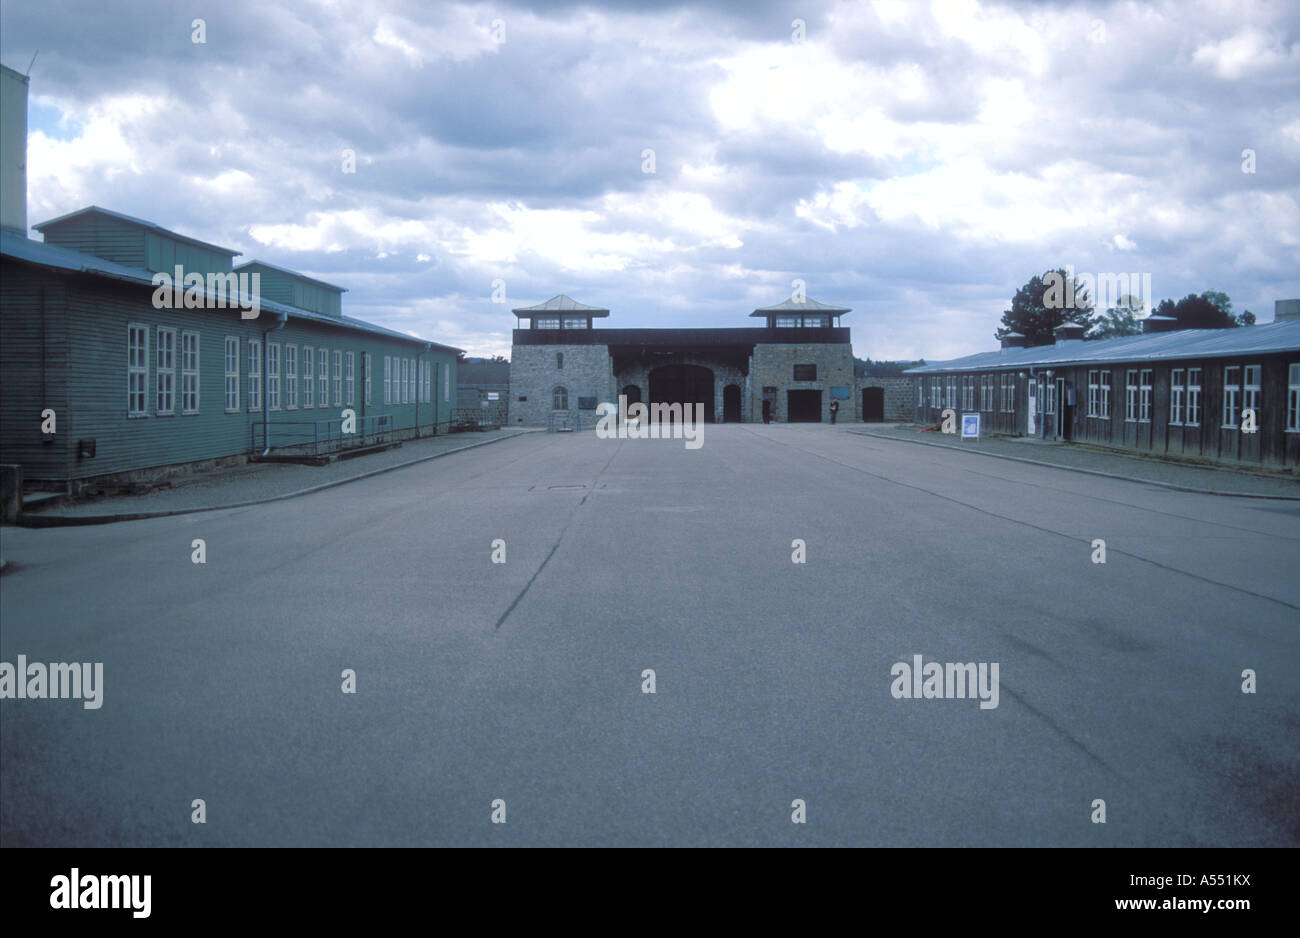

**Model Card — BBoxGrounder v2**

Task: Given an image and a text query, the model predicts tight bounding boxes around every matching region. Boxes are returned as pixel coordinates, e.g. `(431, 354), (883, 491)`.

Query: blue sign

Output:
(961, 413), (980, 439)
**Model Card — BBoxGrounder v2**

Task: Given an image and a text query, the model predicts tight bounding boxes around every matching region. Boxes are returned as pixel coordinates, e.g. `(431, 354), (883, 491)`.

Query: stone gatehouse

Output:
(507, 295), (857, 427)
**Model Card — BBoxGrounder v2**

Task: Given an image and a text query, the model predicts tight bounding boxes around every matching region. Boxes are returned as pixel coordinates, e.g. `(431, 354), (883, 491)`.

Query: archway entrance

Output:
(622, 384), (642, 406)
(786, 389), (822, 422)
(862, 386), (884, 422)
(722, 384), (742, 422)
(649, 364), (714, 423)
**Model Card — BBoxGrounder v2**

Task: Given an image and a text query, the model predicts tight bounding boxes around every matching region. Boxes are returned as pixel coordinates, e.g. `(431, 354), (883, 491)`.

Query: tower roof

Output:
(512, 294), (610, 316)
(750, 296), (851, 316)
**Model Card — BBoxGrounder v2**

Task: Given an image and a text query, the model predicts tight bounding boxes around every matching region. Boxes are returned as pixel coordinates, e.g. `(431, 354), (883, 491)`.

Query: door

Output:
(1057, 377), (1068, 440)
(786, 389), (823, 422)
(722, 384), (742, 422)
(1026, 378), (1036, 435)
(862, 386), (885, 422)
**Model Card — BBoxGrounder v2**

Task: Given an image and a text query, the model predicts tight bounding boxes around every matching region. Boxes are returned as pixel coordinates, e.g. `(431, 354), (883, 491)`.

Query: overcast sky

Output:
(3, 0), (1297, 361)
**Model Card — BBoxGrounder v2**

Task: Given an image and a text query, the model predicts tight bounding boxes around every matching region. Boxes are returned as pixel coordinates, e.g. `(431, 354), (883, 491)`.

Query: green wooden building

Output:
(0, 207), (460, 491)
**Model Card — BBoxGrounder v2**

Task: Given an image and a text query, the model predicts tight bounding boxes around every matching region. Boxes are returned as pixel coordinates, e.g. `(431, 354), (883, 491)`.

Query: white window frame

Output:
(268, 342), (281, 411)
(333, 350), (343, 407)
(345, 351), (355, 406)
(1243, 364), (1261, 423)
(224, 336), (240, 413)
(424, 361), (432, 403)
(1186, 367), (1201, 427)
(444, 363), (449, 401)
(1222, 366), (1241, 428)
(400, 358), (408, 404)
(1170, 368), (1185, 425)
(1125, 370), (1138, 422)
(285, 344), (298, 410)
(553, 386), (568, 410)
(303, 346), (314, 408)
(408, 358), (416, 403)
(1098, 370), (1110, 419)
(1139, 369), (1152, 423)
(318, 348), (329, 408)
(128, 324), (149, 417)
(384, 356), (392, 404)
(1086, 370), (1098, 418)
(364, 352), (372, 406)
(946, 376), (956, 410)
(181, 331), (200, 414)
(156, 326), (176, 415)
(248, 339), (262, 412)
(1288, 363), (1300, 432)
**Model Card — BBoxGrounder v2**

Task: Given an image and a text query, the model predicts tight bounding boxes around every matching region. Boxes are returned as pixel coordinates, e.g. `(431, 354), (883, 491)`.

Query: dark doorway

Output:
(649, 364), (714, 423)
(787, 389), (822, 423)
(621, 384), (642, 406)
(862, 386), (884, 422)
(722, 384), (742, 422)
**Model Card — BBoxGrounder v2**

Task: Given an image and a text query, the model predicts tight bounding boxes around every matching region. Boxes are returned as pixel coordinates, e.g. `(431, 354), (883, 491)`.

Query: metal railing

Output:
(251, 414), (396, 456)
(451, 405), (506, 432)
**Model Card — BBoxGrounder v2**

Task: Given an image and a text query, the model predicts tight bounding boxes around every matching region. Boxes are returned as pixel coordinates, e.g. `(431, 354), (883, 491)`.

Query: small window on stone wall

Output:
(793, 364), (817, 381)
(557, 352), (564, 369)
(553, 386), (568, 410)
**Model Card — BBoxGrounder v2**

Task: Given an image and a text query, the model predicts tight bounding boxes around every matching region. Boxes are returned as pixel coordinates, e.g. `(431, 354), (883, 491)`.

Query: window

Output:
(553, 386), (568, 410)
(946, 377), (956, 409)
(345, 352), (355, 406)
(1170, 369), (1185, 425)
(156, 327), (176, 414)
(1243, 364), (1261, 423)
(775, 316), (800, 328)
(408, 358), (416, 403)
(303, 346), (314, 408)
(443, 364), (449, 401)
(1098, 370), (1110, 418)
(128, 324), (149, 416)
(1125, 370), (1138, 421)
(794, 364), (817, 381)
(535, 317), (560, 329)
(1288, 363), (1300, 431)
(801, 315), (829, 328)
(224, 337), (240, 412)
(248, 340), (262, 411)
(1186, 368), (1201, 426)
(961, 376), (974, 411)
(978, 375), (989, 411)
(318, 349), (328, 409)
(333, 350), (343, 406)
(286, 344), (298, 409)
(562, 317), (588, 329)
(384, 356), (391, 404)
(267, 342), (281, 411)
(423, 361), (431, 403)
(930, 378), (941, 408)
(400, 359), (408, 404)
(917, 382), (924, 408)
(1222, 366), (1241, 428)
(1044, 379), (1057, 415)
(557, 352), (564, 370)
(1086, 370), (1099, 418)
(1139, 369), (1152, 422)
(364, 353), (372, 406)
(181, 332), (200, 414)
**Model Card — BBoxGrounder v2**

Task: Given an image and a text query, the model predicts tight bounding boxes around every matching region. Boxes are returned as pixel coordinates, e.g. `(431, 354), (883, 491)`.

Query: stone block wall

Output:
(748, 343), (856, 422)
(508, 344), (615, 427)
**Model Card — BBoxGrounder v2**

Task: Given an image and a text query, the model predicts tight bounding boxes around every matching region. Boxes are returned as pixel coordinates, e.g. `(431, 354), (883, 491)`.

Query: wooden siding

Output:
(1, 258), (458, 482)
(0, 266), (71, 478)
(39, 214), (146, 268)
(144, 232), (234, 276)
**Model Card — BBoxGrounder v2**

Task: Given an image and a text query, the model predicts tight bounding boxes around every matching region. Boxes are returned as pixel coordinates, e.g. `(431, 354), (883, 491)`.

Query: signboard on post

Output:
(961, 413), (980, 439)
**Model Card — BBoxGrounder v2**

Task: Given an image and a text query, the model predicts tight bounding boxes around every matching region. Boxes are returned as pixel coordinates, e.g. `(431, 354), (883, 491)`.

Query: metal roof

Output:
(750, 296), (852, 316)
(906, 320), (1300, 374)
(0, 231), (462, 353)
(512, 294), (610, 316)
(33, 206), (242, 258)
(234, 259), (347, 293)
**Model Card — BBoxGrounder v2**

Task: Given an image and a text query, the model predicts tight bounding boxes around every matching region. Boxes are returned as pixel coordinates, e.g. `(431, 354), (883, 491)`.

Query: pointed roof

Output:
(512, 294), (610, 316)
(750, 295), (851, 316)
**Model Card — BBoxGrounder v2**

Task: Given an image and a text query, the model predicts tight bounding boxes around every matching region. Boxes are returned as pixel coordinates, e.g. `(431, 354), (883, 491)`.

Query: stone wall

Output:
(508, 344), (615, 427)
(615, 355), (749, 423)
(857, 376), (914, 421)
(748, 343), (857, 422)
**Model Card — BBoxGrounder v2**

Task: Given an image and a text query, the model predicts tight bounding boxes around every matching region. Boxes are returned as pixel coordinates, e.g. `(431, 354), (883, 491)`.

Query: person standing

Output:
(829, 399), (839, 424)
(762, 395), (772, 424)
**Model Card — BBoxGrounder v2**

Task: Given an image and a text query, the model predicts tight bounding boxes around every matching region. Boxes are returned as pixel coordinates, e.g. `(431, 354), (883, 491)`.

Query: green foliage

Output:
(1151, 293), (1237, 329)
(997, 269), (1094, 346)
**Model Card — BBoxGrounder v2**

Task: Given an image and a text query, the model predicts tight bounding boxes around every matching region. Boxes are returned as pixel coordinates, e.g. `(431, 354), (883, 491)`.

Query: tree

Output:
(996, 269), (1094, 346)
(1153, 293), (1237, 330)
(1089, 293), (1145, 339)
(1237, 310), (1256, 326)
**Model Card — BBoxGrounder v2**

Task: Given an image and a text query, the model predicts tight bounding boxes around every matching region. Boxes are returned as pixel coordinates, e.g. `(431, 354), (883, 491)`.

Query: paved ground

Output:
(1, 425), (1297, 846)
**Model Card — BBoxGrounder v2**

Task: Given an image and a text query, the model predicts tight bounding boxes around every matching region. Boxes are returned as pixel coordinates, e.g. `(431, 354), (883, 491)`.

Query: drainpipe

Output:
(261, 311), (287, 455)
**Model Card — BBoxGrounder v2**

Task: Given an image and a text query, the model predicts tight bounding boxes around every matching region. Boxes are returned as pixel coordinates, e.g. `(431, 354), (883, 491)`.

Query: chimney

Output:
(1142, 314), (1180, 333)
(1052, 322), (1086, 345)
(0, 62), (30, 236)
(1275, 299), (1300, 322)
(1000, 332), (1027, 349)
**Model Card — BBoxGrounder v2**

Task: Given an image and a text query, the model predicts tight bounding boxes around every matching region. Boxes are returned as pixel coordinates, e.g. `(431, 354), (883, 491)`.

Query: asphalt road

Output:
(2, 425), (1297, 846)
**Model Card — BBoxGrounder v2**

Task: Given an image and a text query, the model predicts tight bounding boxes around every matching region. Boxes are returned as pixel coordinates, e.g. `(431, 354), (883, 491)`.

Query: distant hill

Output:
(855, 357), (925, 377)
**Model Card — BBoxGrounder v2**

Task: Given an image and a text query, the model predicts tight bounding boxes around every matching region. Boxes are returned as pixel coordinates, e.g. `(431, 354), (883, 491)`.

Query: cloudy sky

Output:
(2, 0), (1297, 361)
